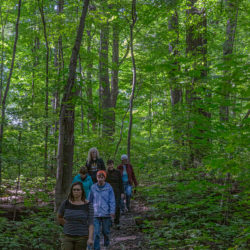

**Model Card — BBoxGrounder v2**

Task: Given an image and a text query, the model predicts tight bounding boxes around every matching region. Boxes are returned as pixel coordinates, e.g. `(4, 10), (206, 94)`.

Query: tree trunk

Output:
(51, 0), (64, 177)
(38, 0), (49, 182)
(31, 36), (39, 107)
(86, 30), (96, 131)
(220, 0), (240, 122)
(168, 10), (182, 167)
(185, 0), (208, 167)
(127, 0), (137, 162)
(0, 0), (21, 187)
(110, 21), (119, 134)
(99, 20), (113, 137)
(55, 0), (90, 212)
(0, 7), (8, 104)
(78, 55), (85, 135)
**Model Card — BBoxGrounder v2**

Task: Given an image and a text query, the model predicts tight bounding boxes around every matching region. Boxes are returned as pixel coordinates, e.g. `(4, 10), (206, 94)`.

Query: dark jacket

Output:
(117, 163), (138, 186)
(86, 158), (105, 183)
(106, 169), (124, 197)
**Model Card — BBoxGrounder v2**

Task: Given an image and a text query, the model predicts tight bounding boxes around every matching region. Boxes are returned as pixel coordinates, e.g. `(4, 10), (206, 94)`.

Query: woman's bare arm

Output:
(57, 214), (66, 225)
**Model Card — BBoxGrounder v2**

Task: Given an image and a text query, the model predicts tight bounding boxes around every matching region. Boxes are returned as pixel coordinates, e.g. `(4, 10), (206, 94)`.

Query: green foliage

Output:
(0, 212), (61, 250)
(0, 177), (59, 250)
(0, 0), (249, 248)
(139, 167), (250, 249)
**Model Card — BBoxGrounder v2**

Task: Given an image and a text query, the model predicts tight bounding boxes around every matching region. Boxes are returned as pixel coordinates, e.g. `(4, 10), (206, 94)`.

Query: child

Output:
(88, 170), (115, 250)
(72, 166), (93, 199)
(106, 159), (124, 229)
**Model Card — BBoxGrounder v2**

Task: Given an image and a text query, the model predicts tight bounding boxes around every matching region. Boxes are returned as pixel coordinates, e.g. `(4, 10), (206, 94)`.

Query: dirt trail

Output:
(103, 197), (150, 250)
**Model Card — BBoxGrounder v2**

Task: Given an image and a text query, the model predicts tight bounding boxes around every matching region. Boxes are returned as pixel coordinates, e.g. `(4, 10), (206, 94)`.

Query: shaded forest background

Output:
(0, 0), (249, 249)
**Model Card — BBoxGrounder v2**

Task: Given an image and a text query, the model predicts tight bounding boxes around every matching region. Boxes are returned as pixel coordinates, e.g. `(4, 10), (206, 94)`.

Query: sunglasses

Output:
(73, 188), (81, 191)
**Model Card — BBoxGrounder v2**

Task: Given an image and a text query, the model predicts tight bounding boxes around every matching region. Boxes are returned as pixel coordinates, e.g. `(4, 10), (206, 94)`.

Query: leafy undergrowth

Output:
(0, 209), (61, 250)
(0, 177), (61, 250)
(138, 169), (250, 249)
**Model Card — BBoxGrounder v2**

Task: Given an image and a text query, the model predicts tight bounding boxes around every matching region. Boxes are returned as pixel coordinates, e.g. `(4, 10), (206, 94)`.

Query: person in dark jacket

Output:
(106, 159), (124, 229)
(117, 154), (138, 212)
(85, 147), (105, 183)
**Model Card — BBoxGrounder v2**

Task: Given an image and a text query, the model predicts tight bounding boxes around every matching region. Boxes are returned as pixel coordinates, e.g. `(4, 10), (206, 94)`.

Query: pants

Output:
(94, 217), (111, 250)
(60, 234), (88, 250)
(121, 182), (132, 211)
(114, 194), (121, 224)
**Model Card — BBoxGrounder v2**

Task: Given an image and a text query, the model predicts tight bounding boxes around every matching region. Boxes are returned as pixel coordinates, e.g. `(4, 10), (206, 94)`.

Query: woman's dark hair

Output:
(68, 181), (86, 202)
(79, 166), (88, 175)
(107, 159), (114, 165)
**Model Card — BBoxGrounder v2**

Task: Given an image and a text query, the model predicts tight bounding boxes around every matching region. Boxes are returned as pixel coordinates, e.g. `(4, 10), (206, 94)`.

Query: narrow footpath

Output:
(103, 197), (150, 250)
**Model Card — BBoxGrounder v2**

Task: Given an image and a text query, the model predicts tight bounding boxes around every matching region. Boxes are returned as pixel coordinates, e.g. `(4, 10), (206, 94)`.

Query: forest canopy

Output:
(0, 0), (249, 249)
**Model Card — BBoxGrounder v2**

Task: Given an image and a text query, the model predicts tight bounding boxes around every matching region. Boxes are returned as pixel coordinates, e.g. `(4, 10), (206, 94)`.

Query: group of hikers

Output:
(57, 147), (138, 250)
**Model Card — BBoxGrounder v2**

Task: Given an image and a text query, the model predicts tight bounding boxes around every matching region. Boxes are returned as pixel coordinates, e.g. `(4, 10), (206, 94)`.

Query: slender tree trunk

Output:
(13, 129), (21, 221)
(185, 0), (208, 167)
(219, 0), (240, 224)
(38, 0), (49, 182)
(0, 8), (8, 103)
(220, 0), (240, 122)
(127, 0), (137, 162)
(168, 10), (182, 167)
(110, 21), (119, 134)
(31, 36), (39, 107)
(0, 0), (21, 187)
(86, 30), (96, 131)
(99, 20), (113, 137)
(78, 55), (85, 135)
(55, 0), (90, 211)
(148, 91), (152, 144)
(51, 0), (64, 177)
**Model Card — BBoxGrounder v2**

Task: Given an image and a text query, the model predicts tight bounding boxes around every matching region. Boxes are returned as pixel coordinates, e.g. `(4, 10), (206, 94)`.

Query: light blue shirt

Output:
(122, 165), (128, 183)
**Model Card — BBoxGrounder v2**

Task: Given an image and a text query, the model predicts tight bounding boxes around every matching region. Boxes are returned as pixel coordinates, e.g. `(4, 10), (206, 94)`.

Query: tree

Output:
(55, 0), (90, 211)
(127, 0), (137, 161)
(38, 0), (50, 181)
(220, 0), (241, 122)
(99, 17), (113, 137)
(0, 0), (22, 187)
(168, 9), (182, 167)
(185, 0), (209, 167)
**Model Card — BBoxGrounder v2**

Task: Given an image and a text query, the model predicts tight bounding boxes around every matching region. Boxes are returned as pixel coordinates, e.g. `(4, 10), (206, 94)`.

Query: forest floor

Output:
(101, 196), (151, 250)
(0, 182), (153, 250)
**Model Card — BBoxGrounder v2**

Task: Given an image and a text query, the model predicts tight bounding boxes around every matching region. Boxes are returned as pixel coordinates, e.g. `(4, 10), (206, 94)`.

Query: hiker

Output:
(72, 166), (93, 199)
(89, 170), (115, 250)
(86, 147), (105, 183)
(118, 154), (138, 212)
(106, 159), (124, 229)
(57, 181), (94, 250)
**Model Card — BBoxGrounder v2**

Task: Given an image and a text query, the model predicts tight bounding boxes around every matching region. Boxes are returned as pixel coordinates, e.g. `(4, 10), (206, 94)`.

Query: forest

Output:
(0, 0), (249, 249)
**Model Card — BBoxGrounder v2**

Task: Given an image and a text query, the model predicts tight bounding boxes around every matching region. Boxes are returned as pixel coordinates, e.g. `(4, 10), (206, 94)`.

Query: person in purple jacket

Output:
(88, 170), (115, 250)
